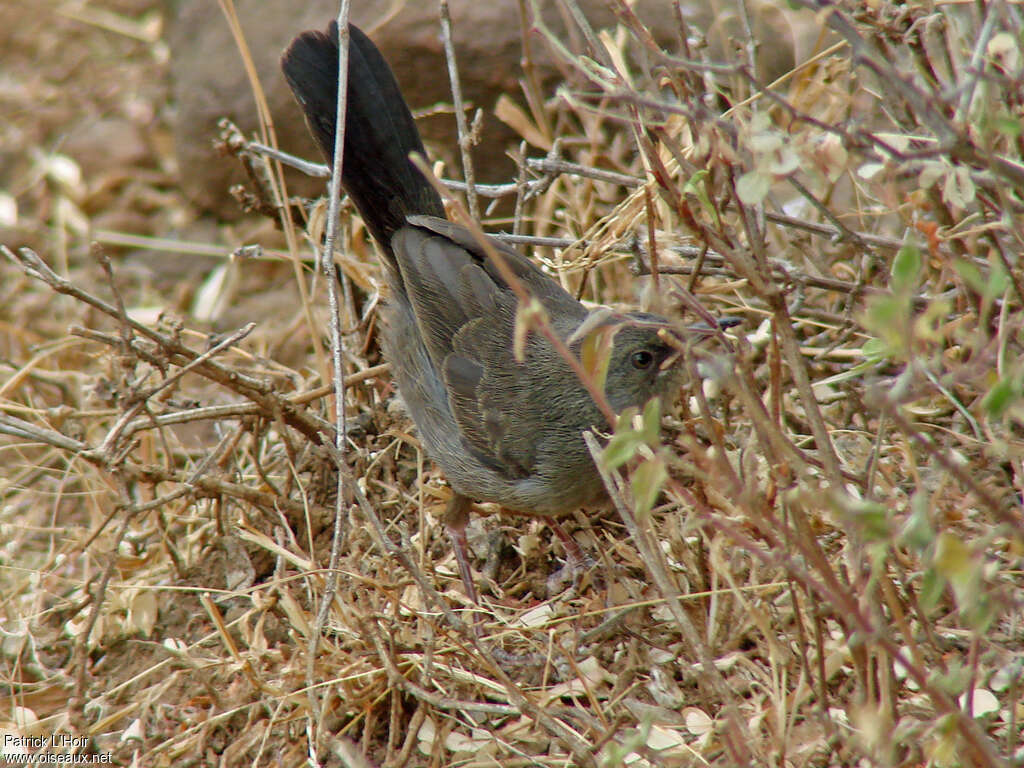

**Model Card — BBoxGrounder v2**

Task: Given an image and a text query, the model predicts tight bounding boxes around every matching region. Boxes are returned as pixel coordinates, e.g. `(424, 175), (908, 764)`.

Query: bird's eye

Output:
(630, 350), (655, 369)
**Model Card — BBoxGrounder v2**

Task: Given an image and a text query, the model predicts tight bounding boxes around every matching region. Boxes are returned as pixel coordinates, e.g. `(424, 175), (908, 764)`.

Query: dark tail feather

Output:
(281, 22), (445, 252)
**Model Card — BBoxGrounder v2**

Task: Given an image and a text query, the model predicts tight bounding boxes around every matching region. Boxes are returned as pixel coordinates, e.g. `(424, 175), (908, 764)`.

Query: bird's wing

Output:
(390, 218), (588, 479)
(405, 216), (583, 311)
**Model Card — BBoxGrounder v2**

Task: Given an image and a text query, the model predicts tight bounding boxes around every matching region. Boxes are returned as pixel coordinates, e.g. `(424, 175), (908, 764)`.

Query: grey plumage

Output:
(282, 21), (686, 599)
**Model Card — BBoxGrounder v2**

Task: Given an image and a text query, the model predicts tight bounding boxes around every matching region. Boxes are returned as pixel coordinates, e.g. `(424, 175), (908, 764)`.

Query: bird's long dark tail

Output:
(281, 22), (445, 253)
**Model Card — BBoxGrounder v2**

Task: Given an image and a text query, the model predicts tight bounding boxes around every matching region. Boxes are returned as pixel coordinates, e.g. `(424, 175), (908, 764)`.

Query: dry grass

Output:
(2, 1), (1023, 766)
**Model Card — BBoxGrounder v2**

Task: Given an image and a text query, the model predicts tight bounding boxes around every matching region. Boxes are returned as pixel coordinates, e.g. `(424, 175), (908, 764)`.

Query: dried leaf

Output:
(494, 94), (551, 150)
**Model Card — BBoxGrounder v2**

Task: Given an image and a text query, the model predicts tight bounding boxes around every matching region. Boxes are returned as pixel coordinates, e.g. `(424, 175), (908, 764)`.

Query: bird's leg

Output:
(548, 519), (586, 565)
(499, 509), (596, 595)
(545, 518), (597, 595)
(443, 493), (480, 606)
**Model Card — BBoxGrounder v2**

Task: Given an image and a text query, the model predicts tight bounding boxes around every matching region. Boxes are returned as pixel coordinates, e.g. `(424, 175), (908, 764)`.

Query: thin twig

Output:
(307, 0), (353, 738)
(439, 0), (480, 220)
(3, 246), (328, 446)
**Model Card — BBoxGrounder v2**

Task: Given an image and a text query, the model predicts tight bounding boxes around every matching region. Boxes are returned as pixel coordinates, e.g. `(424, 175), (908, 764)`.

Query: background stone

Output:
(168, 0), (805, 218)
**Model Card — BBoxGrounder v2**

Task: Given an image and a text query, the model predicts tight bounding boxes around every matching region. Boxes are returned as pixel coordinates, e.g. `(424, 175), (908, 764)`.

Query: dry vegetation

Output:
(2, 0), (1023, 766)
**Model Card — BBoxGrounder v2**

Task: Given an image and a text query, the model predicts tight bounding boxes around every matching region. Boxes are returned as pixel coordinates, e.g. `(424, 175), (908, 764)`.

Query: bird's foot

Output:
(545, 549), (599, 597)
(545, 519), (600, 597)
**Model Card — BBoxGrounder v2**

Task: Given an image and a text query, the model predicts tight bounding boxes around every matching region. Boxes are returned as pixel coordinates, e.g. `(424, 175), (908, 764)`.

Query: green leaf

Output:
(983, 377), (1017, 418)
(768, 145), (800, 175)
(914, 298), (953, 342)
(900, 492), (934, 553)
(736, 169), (770, 204)
(930, 657), (971, 696)
(579, 321), (618, 394)
(860, 337), (890, 363)
(891, 242), (922, 293)
(953, 255), (1008, 299)
(994, 115), (1022, 137)
(632, 456), (668, 519)
(683, 170), (719, 226)
(602, 429), (643, 471)
(602, 721), (651, 767)
(960, 594), (996, 633)
(853, 501), (892, 542)
(986, 256), (1009, 296)
(952, 258), (986, 294)
(863, 294), (908, 350)
(869, 295), (903, 326)
(642, 397), (661, 445)
(934, 532), (971, 577)
(919, 567), (946, 614)
(942, 165), (975, 208)
(615, 406), (640, 428)
(934, 532), (980, 606)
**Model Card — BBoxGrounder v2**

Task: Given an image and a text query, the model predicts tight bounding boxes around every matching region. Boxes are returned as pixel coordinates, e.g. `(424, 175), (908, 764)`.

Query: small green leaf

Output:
(934, 532), (980, 606)
(579, 322), (618, 395)
(615, 406), (640, 428)
(863, 294), (908, 346)
(934, 533), (971, 577)
(960, 594), (996, 633)
(983, 377), (1017, 418)
(914, 298), (953, 342)
(642, 397), (661, 445)
(852, 501), (892, 542)
(602, 430), (643, 471)
(683, 169), (708, 195)
(891, 242), (922, 293)
(768, 146), (800, 176)
(930, 657), (971, 697)
(952, 258), (986, 294)
(860, 337), (890, 362)
(900, 492), (934, 553)
(736, 169), (770, 204)
(986, 257), (1009, 296)
(942, 165), (975, 207)
(994, 115), (1022, 137)
(632, 456), (668, 519)
(918, 567), (946, 614)
(602, 721), (651, 767)
(750, 130), (783, 153)
(953, 255), (1008, 299)
(683, 170), (720, 227)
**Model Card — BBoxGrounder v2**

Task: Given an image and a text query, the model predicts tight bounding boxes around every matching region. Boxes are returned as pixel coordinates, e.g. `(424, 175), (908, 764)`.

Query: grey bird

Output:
(281, 22), (702, 603)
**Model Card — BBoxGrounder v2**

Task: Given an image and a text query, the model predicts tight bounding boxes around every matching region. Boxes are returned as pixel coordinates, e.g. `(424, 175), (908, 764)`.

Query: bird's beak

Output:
(687, 316), (741, 335)
(658, 317), (738, 368)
